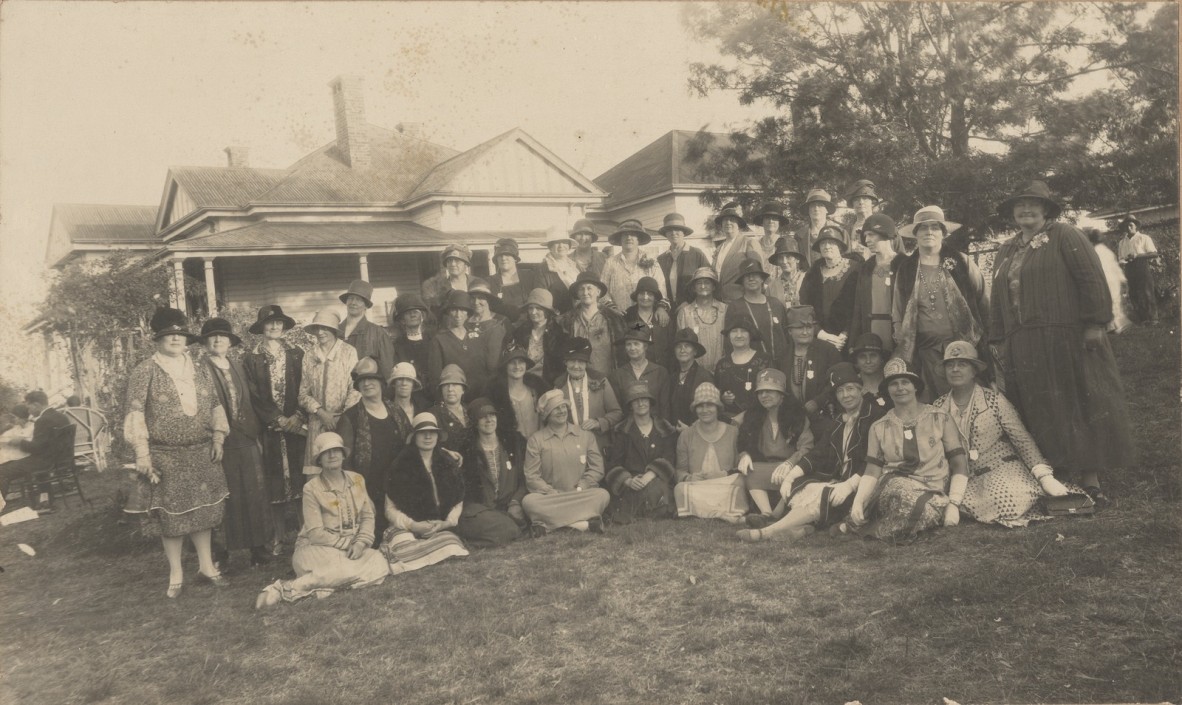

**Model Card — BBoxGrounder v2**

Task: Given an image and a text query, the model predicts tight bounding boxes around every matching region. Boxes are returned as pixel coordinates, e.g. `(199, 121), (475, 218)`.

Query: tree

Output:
(685, 2), (1178, 234)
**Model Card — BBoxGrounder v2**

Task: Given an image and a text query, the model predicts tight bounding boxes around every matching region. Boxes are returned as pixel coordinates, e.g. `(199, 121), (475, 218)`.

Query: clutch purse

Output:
(1040, 492), (1095, 517)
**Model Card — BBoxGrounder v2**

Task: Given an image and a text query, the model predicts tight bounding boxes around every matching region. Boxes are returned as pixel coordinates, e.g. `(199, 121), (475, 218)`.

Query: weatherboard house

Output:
(46, 76), (733, 325)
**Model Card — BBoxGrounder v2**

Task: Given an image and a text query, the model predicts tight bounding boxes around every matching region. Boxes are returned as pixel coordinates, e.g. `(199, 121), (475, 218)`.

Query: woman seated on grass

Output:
(521, 390), (610, 536)
(457, 398), (527, 547)
(255, 432), (388, 608)
(838, 359), (969, 541)
(674, 383), (747, 524)
(604, 382), (678, 523)
(381, 413), (469, 574)
(735, 368), (813, 525)
(931, 341), (1071, 527)
(737, 363), (885, 543)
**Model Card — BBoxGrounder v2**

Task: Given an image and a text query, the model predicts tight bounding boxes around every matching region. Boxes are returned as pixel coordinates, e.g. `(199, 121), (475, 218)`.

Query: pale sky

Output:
(0, 1), (766, 317)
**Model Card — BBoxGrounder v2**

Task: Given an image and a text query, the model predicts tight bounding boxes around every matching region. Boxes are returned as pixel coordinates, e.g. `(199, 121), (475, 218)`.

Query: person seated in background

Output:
(254, 432), (388, 609)
(673, 383), (747, 524)
(737, 363), (886, 543)
(457, 398), (527, 548)
(735, 369), (813, 525)
(604, 382), (678, 523)
(779, 306), (840, 412)
(522, 390), (610, 536)
(931, 342), (1071, 527)
(0, 391), (72, 512)
(0, 404), (33, 466)
(610, 325), (672, 423)
(555, 337), (623, 459)
(381, 413), (470, 574)
(667, 328), (715, 430)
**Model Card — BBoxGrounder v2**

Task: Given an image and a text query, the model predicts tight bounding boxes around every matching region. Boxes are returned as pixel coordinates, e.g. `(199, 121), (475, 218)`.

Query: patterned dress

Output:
(298, 340), (361, 468)
(123, 353), (229, 537)
(676, 300), (728, 372)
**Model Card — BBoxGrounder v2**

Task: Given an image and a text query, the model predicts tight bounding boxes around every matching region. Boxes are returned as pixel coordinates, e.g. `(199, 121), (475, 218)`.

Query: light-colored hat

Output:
(880, 358), (924, 397)
(691, 382), (723, 411)
(406, 412), (444, 444)
(537, 389), (570, 420)
(544, 224), (577, 248)
(339, 279), (374, 308)
(942, 341), (988, 372)
(305, 432), (349, 474)
(388, 361), (423, 390)
(467, 278), (496, 301)
(898, 205), (961, 239)
(524, 288), (556, 315)
(688, 266), (719, 286)
(609, 219), (652, 247)
(304, 309), (342, 337)
(438, 363), (467, 389)
(803, 188), (837, 214)
(754, 368), (787, 395)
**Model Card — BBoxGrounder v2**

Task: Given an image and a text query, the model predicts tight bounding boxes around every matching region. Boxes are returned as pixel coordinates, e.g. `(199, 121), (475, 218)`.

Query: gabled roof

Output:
(52, 204), (159, 243)
(407, 128), (604, 200)
(594, 130), (736, 207)
(168, 220), (452, 252)
(169, 167), (287, 209)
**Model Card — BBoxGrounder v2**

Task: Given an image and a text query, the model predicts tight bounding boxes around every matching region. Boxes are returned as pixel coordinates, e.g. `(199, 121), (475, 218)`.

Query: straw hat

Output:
(406, 412), (444, 444)
(537, 389), (570, 420)
(879, 358), (924, 397)
(691, 382), (723, 411)
(387, 361), (423, 390)
(941, 340), (988, 372)
(898, 205), (961, 239)
(304, 309), (342, 338)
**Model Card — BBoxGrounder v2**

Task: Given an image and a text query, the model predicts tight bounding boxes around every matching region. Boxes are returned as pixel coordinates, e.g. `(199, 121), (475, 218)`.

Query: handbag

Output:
(1040, 492), (1095, 517)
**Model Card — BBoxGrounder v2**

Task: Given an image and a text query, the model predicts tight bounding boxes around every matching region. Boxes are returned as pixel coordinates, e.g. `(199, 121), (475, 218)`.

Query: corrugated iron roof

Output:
(594, 130), (735, 207)
(169, 167), (287, 209)
(53, 204), (159, 243)
(170, 221), (446, 251)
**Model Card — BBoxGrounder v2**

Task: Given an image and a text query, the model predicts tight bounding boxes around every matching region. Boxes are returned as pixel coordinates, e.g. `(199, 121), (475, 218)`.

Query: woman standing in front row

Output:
(299, 310), (360, 466)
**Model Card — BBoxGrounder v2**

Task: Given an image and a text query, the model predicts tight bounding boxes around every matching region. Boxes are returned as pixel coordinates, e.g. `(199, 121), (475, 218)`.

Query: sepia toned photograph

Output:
(0, 2), (1178, 703)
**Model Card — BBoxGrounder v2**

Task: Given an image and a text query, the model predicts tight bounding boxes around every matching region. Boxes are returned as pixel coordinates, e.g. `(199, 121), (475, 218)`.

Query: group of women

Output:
(124, 179), (1133, 605)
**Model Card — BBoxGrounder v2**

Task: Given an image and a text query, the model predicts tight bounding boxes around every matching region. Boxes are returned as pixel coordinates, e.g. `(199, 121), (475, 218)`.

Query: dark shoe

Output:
(745, 513), (773, 529)
(1083, 486), (1116, 511)
(587, 516), (605, 534)
(212, 545), (230, 573)
(530, 522), (548, 539)
(195, 570), (229, 588)
(250, 547), (272, 567)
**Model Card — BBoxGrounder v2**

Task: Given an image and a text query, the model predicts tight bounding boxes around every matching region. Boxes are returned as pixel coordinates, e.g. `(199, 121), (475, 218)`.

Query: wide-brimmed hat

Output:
(440, 290), (476, 316)
(568, 271), (608, 300)
(631, 276), (663, 302)
(569, 218), (599, 242)
(750, 201), (790, 228)
(754, 368), (787, 395)
(858, 214), (897, 245)
(150, 307), (200, 344)
(523, 288), (556, 316)
(544, 225), (577, 249)
(438, 363), (467, 389)
(812, 225), (849, 254)
(351, 357), (385, 390)
(785, 305), (817, 329)
(609, 219), (652, 247)
(393, 293), (429, 321)
(879, 358), (924, 398)
(339, 279), (374, 308)
(998, 180), (1062, 221)
(659, 213), (694, 236)
(199, 317), (242, 347)
(722, 314), (762, 343)
(733, 258), (770, 284)
(844, 179), (880, 204)
(304, 309), (342, 338)
(310, 432), (349, 464)
(499, 345), (536, 370)
(563, 337), (593, 363)
(249, 304), (296, 335)
(803, 188), (837, 214)
(624, 381), (657, 406)
(467, 397), (497, 421)
(672, 328), (707, 358)
(615, 324), (652, 347)
(441, 244), (472, 265)
(850, 333), (886, 359)
(467, 278), (496, 302)
(691, 382), (723, 411)
(898, 205), (961, 239)
(387, 361), (423, 390)
(493, 237), (521, 261)
(770, 237), (807, 268)
(406, 412), (444, 444)
(537, 389), (570, 420)
(1118, 214), (1140, 230)
(827, 362), (861, 389)
(689, 266), (719, 287)
(712, 201), (750, 233)
(942, 340), (988, 372)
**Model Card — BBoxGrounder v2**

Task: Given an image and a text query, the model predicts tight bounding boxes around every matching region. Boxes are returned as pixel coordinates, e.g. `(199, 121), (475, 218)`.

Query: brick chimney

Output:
(224, 145), (250, 168)
(329, 75), (371, 170)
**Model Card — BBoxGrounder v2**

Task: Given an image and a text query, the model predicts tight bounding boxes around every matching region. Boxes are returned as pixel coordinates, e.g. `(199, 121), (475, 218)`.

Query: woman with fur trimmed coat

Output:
(604, 382), (678, 523)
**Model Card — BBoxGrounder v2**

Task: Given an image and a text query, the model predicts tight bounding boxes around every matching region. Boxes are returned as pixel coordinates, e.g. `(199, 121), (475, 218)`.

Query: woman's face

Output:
(1012, 198), (1048, 231)
(835, 382), (864, 412)
(573, 232), (594, 249)
(742, 273), (764, 293)
(853, 196), (875, 217)
(549, 241), (572, 258)
(496, 254), (516, 273)
(780, 257), (800, 274)
(943, 359), (978, 389)
(400, 309), (424, 330)
(665, 230), (686, 248)
(619, 234), (639, 252)
(624, 340), (647, 361)
(444, 258), (468, 277)
(855, 351), (885, 377)
(477, 413), (497, 435)
(575, 283), (599, 307)
(506, 358), (527, 380)
(205, 334), (232, 357)
(728, 327), (751, 350)
(547, 404), (569, 426)
(527, 305), (548, 326)
(359, 377), (383, 400)
(762, 219), (781, 236)
(719, 218), (739, 240)
(446, 308), (470, 329)
(318, 447), (345, 472)
(695, 402), (718, 424)
(789, 326), (815, 346)
(887, 377), (917, 404)
(630, 397), (651, 417)
(693, 278), (716, 298)
(674, 342), (697, 364)
(808, 203), (828, 221)
(393, 378), (415, 399)
(636, 290), (657, 308)
(440, 383), (464, 405)
(344, 294), (367, 319)
(757, 389), (784, 410)
(565, 358), (587, 379)
(915, 222), (945, 253)
(819, 241), (842, 263)
(263, 319), (286, 340)
(472, 297), (490, 319)
(156, 333), (189, 357)
(415, 430), (438, 452)
(315, 329), (337, 347)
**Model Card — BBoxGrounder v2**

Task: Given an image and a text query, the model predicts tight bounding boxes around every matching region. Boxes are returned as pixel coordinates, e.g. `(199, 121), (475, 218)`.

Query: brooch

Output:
(942, 258), (957, 272)
(1029, 233), (1049, 250)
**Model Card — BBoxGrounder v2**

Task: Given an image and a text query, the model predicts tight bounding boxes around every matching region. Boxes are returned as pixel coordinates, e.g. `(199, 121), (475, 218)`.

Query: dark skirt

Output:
(608, 477), (674, 524)
(1126, 258), (1158, 323)
(261, 429), (306, 504)
(456, 503), (522, 548)
(220, 441), (271, 550)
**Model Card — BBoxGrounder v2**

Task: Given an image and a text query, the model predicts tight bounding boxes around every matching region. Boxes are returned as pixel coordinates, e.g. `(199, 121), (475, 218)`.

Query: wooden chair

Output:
(63, 407), (108, 473)
(21, 423), (93, 510)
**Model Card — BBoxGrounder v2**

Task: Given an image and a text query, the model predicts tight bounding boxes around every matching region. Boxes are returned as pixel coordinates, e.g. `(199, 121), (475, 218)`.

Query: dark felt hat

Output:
(811, 225), (849, 254)
(351, 357), (386, 390)
(493, 238), (521, 261)
(998, 180), (1062, 221)
(858, 214), (897, 244)
(150, 307), (199, 344)
(249, 304), (296, 334)
(722, 314), (762, 343)
(563, 337), (593, 363)
(630, 276), (663, 302)
(623, 381), (657, 406)
(712, 201), (750, 233)
(659, 213), (694, 236)
(339, 279), (374, 308)
(844, 179), (880, 203)
(570, 219), (599, 242)
(499, 344), (536, 370)
(568, 271), (608, 300)
(440, 290), (476, 316)
(827, 362), (861, 389)
(672, 327), (707, 358)
(733, 258), (770, 284)
(393, 293), (430, 320)
(850, 333), (887, 358)
(615, 324), (652, 347)
(609, 219), (652, 247)
(769, 237), (807, 267)
(198, 317), (242, 347)
(750, 201), (790, 228)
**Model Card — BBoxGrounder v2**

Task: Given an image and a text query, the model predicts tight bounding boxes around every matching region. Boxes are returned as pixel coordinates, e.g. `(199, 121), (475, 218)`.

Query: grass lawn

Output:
(2, 324), (1179, 705)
